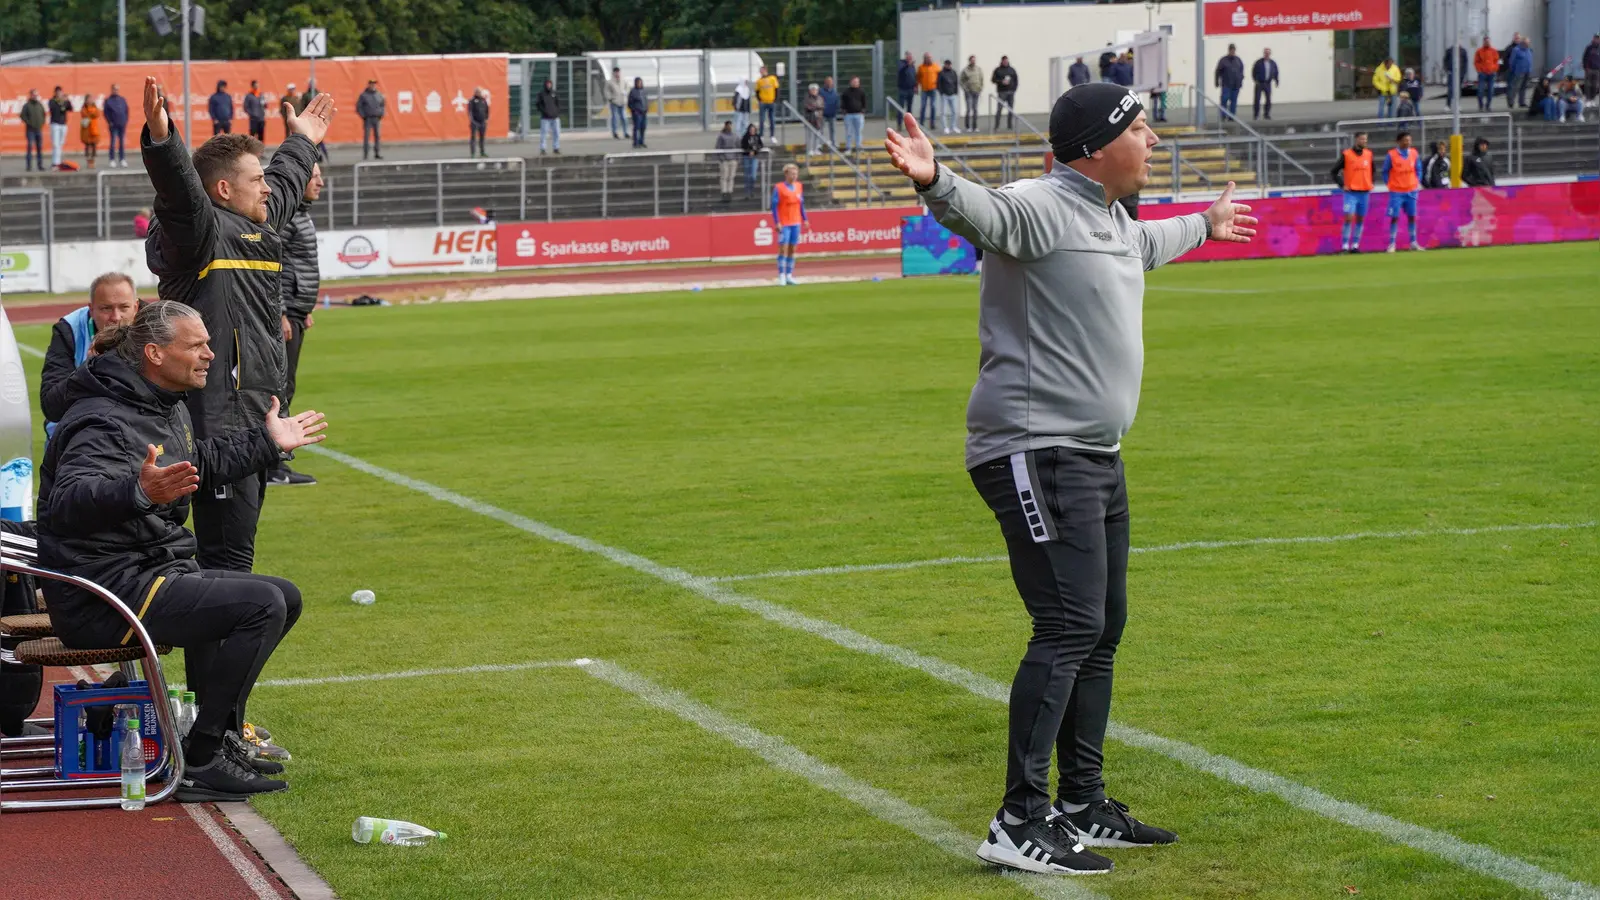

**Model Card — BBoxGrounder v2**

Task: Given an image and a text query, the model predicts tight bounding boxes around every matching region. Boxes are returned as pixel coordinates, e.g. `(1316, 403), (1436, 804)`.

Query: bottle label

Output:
(1, 456), (32, 522)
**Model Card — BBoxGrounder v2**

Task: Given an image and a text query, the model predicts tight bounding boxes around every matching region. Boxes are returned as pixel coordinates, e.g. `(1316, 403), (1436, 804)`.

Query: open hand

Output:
(139, 444), (198, 504)
(285, 92), (336, 145)
(884, 112), (937, 187)
(281, 315), (293, 342)
(143, 76), (170, 142)
(263, 397), (327, 452)
(1204, 182), (1259, 243)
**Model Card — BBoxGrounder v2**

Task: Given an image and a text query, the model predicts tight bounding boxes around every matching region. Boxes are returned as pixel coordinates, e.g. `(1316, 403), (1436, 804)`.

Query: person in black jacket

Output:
(140, 75), (330, 574)
(1461, 137), (1495, 186)
(467, 88), (490, 158)
(1421, 140), (1450, 188)
(739, 124), (763, 198)
(40, 273), (140, 436)
(208, 80), (233, 136)
(628, 78), (648, 149)
(38, 300), (326, 801)
(991, 57), (1018, 131)
(272, 163), (322, 487)
(537, 80), (562, 155)
(1214, 44), (1245, 118)
(1251, 49), (1279, 120)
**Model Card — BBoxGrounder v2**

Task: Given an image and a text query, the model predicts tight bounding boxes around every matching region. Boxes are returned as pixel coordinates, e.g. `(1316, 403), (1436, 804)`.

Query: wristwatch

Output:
(1202, 214), (1214, 242)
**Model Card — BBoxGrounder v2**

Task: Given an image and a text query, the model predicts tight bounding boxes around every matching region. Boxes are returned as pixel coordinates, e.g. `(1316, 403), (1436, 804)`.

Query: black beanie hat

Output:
(1049, 83), (1144, 164)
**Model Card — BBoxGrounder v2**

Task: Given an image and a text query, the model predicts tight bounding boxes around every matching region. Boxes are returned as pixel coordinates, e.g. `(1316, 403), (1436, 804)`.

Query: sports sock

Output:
(1002, 810), (1028, 826)
(776, 254), (784, 276)
(1389, 219), (1399, 243)
(1056, 800), (1090, 814)
(1408, 220), (1418, 243)
(1340, 220), (1352, 248)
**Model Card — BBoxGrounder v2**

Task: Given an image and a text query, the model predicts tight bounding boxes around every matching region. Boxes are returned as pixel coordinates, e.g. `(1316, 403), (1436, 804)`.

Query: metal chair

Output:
(0, 530), (185, 811)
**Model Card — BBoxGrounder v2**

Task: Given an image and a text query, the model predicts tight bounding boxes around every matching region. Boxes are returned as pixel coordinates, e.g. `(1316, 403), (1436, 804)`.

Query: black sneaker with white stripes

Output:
(976, 811), (1114, 875)
(1055, 797), (1178, 848)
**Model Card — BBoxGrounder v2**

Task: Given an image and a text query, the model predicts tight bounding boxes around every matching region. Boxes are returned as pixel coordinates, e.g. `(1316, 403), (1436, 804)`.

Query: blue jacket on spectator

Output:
(102, 93), (129, 128)
(208, 89), (233, 124)
(1110, 61), (1134, 86)
(897, 59), (917, 93)
(1252, 58), (1279, 85)
(821, 85), (839, 118)
(1508, 44), (1533, 76)
(1214, 54), (1245, 90)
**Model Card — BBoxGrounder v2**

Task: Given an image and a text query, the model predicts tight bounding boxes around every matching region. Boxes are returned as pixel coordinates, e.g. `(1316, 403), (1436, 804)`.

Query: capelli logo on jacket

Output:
(239, 232), (263, 242)
(1089, 230), (1114, 242)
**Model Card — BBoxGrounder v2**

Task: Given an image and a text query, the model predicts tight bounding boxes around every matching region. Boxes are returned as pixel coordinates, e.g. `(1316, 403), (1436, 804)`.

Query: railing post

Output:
(653, 163), (660, 217)
(326, 175), (334, 230)
(352, 164), (361, 226)
(602, 161), (609, 218)
(436, 162), (445, 226)
(683, 158), (690, 214)
(872, 40), (885, 118)
(546, 166), (553, 222)
(1171, 142), (1181, 200)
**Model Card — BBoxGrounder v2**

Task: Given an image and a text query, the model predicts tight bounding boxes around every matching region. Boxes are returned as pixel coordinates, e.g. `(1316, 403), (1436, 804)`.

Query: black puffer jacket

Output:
(36, 353), (280, 646)
(278, 203), (319, 321)
(142, 127), (317, 441)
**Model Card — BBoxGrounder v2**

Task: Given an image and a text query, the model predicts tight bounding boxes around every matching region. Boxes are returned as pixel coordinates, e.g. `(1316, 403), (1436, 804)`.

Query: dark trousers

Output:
(213, 119), (230, 135)
(151, 571), (300, 740)
(469, 122), (486, 156)
(249, 118), (266, 142)
(994, 92), (1015, 130)
(192, 470), (267, 573)
(919, 90), (937, 124)
(108, 125), (126, 161)
(1220, 86), (1241, 117)
(1253, 83), (1272, 118)
(363, 118), (382, 157)
(971, 448), (1129, 821)
(1506, 73), (1528, 107)
(283, 316), (306, 415)
(25, 128), (43, 169)
(898, 90), (915, 117)
(964, 91), (981, 131)
(632, 110), (647, 147)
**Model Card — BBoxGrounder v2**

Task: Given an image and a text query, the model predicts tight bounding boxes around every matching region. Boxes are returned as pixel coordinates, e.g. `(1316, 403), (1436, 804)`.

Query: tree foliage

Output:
(0, 0), (897, 61)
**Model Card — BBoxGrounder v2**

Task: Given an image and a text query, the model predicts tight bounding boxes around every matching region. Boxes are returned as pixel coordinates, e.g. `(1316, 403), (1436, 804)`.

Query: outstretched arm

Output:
(140, 77), (215, 273)
(264, 93), (336, 231)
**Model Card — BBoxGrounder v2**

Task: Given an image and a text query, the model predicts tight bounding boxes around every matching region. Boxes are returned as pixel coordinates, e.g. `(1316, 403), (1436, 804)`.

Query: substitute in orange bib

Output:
(1330, 131), (1374, 253)
(1379, 131), (1425, 253)
(771, 163), (810, 285)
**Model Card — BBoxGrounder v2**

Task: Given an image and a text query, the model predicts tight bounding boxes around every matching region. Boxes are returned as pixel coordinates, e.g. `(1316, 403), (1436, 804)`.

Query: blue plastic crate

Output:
(53, 679), (168, 780)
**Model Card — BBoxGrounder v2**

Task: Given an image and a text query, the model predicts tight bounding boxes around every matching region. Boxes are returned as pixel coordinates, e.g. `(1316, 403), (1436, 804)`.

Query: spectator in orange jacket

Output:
(1474, 38), (1501, 111)
(917, 52), (941, 125)
(79, 95), (102, 169)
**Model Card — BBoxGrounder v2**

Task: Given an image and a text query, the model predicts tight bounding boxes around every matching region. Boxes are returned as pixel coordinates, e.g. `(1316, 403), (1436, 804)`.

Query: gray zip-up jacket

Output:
(278, 202), (319, 320)
(920, 163), (1207, 468)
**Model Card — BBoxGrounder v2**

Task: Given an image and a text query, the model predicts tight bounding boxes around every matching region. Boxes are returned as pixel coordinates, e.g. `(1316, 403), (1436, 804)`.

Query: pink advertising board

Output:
(1142, 181), (1600, 260)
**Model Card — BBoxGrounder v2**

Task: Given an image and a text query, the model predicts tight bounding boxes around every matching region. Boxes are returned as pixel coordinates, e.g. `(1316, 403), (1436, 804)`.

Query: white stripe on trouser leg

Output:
(305, 445), (1600, 900)
(1010, 452), (1054, 543)
(577, 659), (1104, 900)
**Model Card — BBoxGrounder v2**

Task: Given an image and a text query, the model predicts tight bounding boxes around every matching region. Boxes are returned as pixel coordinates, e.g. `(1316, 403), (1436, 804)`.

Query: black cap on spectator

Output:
(1049, 83), (1144, 164)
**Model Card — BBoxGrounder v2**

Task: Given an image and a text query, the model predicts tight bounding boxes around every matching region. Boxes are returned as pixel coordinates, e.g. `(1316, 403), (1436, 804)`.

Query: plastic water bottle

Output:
(120, 711), (146, 810)
(352, 817), (447, 846)
(351, 589), (375, 605)
(0, 304), (33, 523)
(181, 691), (198, 736)
(167, 688), (183, 732)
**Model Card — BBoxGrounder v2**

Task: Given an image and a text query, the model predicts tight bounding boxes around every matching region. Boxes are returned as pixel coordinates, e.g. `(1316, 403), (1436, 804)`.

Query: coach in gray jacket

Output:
(885, 82), (1256, 877)
(273, 162), (324, 486)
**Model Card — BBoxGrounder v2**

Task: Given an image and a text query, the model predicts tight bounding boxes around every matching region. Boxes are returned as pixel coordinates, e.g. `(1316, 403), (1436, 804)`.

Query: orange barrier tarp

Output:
(0, 54), (507, 153)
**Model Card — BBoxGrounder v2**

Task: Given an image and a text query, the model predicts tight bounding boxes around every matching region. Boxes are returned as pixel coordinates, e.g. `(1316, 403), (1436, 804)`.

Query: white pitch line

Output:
(255, 659), (586, 688)
(305, 444), (1600, 900)
(709, 521), (1597, 583)
(578, 658), (1103, 900)
(183, 802), (286, 900)
(15, 341), (45, 358)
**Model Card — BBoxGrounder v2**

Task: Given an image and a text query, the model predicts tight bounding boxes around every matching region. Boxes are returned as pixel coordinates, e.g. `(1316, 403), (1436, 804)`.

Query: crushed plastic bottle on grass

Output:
(353, 817), (447, 846)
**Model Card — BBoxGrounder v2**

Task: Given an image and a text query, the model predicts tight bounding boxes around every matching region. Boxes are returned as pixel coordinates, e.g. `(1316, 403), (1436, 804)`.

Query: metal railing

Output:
(885, 97), (991, 186)
(351, 157), (526, 227)
(982, 94), (1050, 146)
(600, 148), (773, 218)
(0, 187), (55, 249)
(1190, 86), (1321, 188)
(1334, 113), (1519, 176)
(783, 101), (889, 205)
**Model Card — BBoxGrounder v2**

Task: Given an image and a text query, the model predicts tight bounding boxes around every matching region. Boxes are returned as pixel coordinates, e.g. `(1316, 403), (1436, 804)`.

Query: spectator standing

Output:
(714, 121), (740, 204)
(1421, 140), (1450, 188)
(1110, 53), (1135, 87)
(1068, 56), (1092, 87)
(739, 124), (763, 198)
(79, 95), (102, 169)
(39, 273), (140, 436)
(1443, 45), (1469, 108)
(732, 78), (752, 138)
(272, 162), (323, 487)
(1098, 49), (1117, 82)
(756, 66), (780, 138)
(897, 52), (918, 115)
(629, 77), (649, 148)
(536, 80), (561, 155)
(1251, 48), (1279, 120)
(1584, 34), (1600, 109)
(1473, 38), (1500, 111)
(1506, 39), (1533, 108)
(1461, 137), (1495, 185)
(1400, 68), (1423, 111)
(208, 80), (233, 135)
(243, 81), (266, 142)
(467, 88), (490, 158)
(280, 84), (301, 142)
(605, 67), (630, 140)
(48, 87), (73, 168)
(1372, 58), (1401, 117)
(21, 90), (46, 171)
(840, 76), (868, 154)
(1214, 44), (1244, 117)
(991, 56), (1018, 130)
(820, 76), (840, 147)
(961, 56), (986, 132)
(802, 83), (824, 156)
(937, 60), (960, 133)
(357, 79), (385, 160)
(104, 84), (129, 168)
(917, 53), (940, 125)
(1379, 132), (1424, 252)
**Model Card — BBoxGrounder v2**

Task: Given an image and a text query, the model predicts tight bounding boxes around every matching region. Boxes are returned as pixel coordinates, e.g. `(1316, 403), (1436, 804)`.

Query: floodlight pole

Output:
(119, 0), (127, 62)
(1388, 0), (1398, 63)
(181, 0), (192, 143)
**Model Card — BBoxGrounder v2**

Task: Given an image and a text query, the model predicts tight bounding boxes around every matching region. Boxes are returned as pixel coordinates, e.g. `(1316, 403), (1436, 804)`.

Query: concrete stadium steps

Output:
(1237, 117), (1596, 180)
